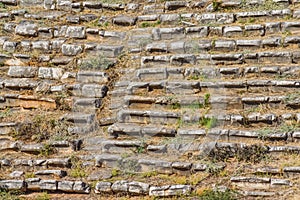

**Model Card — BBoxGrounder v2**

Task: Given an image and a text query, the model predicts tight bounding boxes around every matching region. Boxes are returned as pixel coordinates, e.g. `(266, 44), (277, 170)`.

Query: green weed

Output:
(0, 189), (23, 200)
(39, 143), (56, 157)
(111, 168), (119, 177)
(204, 93), (210, 107)
(182, 102), (204, 110)
(79, 53), (115, 70)
(11, 115), (70, 143)
(139, 20), (161, 28)
(196, 189), (237, 200)
(117, 159), (140, 174)
(24, 172), (35, 179)
(35, 192), (50, 200)
(199, 117), (218, 129)
(259, 124), (299, 140)
(70, 156), (87, 178)
(240, 0), (284, 11)
(212, 0), (222, 12)
(0, 2), (6, 9)
(171, 102), (181, 109)
(0, 108), (11, 119)
(141, 171), (157, 178)
(285, 92), (300, 102)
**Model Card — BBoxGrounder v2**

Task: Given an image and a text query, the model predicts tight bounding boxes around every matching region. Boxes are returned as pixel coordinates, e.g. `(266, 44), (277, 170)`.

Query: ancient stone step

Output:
(136, 65), (300, 81)
(0, 122), (16, 135)
(0, 138), (73, 155)
(116, 109), (180, 125)
(94, 180), (191, 197)
(230, 176), (292, 189)
(0, 179), (90, 193)
(0, 157), (71, 168)
(108, 123), (176, 138)
(61, 113), (95, 124)
(0, 95), (56, 110)
(141, 51), (300, 68)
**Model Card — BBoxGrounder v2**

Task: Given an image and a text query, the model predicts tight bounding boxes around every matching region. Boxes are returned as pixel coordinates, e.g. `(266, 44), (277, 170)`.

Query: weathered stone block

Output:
(73, 181), (90, 194)
(20, 0), (43, 7)
(265, 22), (281, 34)
(236, 39), (261, 50)
(214, 40), (236, 51)
(244, 24), (265, 36)
(262, 37), (282, 47)
(20, 144), (44, 154)
(32, 40), (50, 51)
(39, 180), (57, 191)
(61, 44), (83, 56)
(3, 41), (17, 52)
(8, 66), (37, 78)
(15, 21), (37, 36)
(57, 0), (72, 11)
(223, 26), (243, 37)
(44, 0), (56, 9)
(152, 27), (185, 40)
(38, 67), (64, 80)
(95, 182), (112, 193)
(111, 180), (128, 193)
(57, 181), (74, 192)
(81, 84), (108, 98)
(65, 26), (86, 39)
(149, 185), (191, 197)
(185, 26), (208, 38)
(128, 181), (149, 194)
(112, 15), (137, 26)
(159, 14), (180, 24)
(146, 42), (168, 53)
(26, 178), (41, 191)
(35, 170), (67, 178)
(165, 1), (186, 10)
(0, 180), (26, 190)
(46, 158), (71, 168)
(77, 71), (109, 83)
(96, 45), (124, 58)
